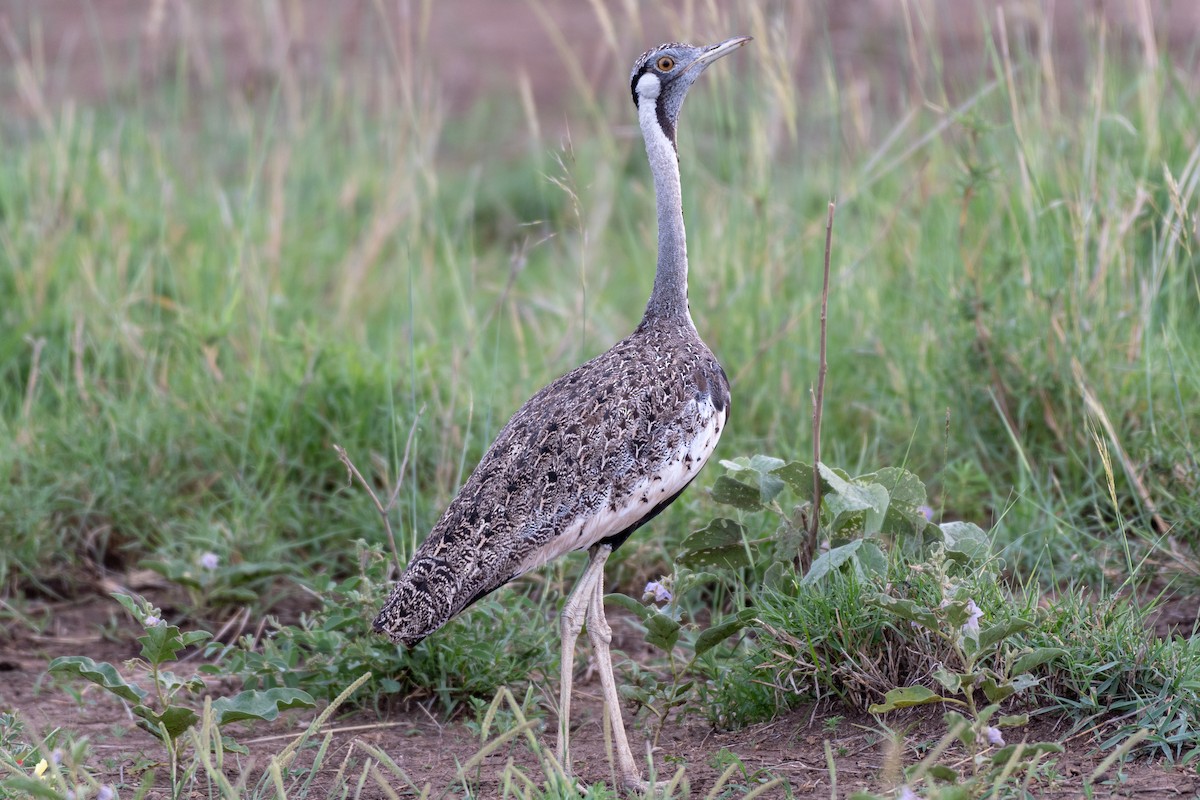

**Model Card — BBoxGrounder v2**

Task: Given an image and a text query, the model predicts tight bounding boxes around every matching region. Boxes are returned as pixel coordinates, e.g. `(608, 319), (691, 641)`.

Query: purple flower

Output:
(144, 615), (161, 627)
(962, 599), (983, 637)
(897, 787), (919, 800)
(643, 581), (672, 604)
(198, 552), (220, 571)
(984, 725), (1005, 746)
(918, 505), (934, 521)
(97, 786), (116, 800)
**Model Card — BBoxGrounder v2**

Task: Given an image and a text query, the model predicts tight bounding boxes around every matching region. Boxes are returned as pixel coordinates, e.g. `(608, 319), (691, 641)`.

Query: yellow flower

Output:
(34, 758), (48, 778)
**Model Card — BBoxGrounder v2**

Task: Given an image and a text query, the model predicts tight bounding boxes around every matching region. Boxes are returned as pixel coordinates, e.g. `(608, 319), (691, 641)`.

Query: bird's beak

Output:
(688, 35), (752, 73)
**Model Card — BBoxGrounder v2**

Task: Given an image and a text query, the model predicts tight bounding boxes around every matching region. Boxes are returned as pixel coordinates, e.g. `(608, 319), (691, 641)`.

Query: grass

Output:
(1, 0), (1199, 796)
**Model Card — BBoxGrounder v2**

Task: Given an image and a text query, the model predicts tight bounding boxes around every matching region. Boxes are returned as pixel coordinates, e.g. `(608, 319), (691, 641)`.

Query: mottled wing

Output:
(372, 320), (729, 646)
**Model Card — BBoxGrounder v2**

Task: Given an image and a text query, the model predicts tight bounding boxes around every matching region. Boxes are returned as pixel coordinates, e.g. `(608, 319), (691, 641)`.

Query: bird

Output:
(373, 36), (751, 791)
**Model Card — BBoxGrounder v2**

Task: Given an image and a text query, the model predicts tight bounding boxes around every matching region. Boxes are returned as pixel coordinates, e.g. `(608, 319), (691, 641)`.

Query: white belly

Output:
(515, 398), (726, 575)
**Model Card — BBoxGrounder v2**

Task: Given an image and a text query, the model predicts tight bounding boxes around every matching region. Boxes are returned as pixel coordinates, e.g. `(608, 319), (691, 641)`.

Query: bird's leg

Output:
(584, 549), (650, 792)
(557, 544), (611, 778)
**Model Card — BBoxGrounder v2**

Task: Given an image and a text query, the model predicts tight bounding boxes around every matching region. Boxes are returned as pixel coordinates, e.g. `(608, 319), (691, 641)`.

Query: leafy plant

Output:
(48, 592), (315, 794)
(142, 549), (290, 616)
(678, 457), (990, 645)
(865, 546), (1065, 786)
(211, 541), (555, 714)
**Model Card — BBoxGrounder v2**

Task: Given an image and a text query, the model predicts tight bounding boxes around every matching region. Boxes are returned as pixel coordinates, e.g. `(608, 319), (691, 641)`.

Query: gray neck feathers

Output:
(639, 89), (693, 325)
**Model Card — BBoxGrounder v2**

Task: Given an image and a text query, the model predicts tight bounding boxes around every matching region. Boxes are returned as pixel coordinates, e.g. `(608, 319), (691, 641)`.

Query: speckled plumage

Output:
(373, 314), (728, 645)
(373, 38), (743, 654)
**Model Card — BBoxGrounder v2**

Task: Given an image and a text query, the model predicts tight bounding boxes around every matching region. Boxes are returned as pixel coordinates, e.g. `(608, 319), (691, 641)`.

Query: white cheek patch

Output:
(636, 72), (661, 101)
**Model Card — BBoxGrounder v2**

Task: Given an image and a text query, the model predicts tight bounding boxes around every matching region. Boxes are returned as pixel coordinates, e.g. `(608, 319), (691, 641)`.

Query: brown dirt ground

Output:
(2, 594), (1200, 799)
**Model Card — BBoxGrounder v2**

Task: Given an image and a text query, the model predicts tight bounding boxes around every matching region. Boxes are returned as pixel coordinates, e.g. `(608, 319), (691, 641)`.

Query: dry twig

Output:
(806, 201), (836, 568)
(335, 406), (425, 571)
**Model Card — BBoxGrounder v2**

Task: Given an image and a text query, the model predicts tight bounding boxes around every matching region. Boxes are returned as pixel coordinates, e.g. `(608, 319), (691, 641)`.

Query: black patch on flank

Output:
(713, 364), (731, 413)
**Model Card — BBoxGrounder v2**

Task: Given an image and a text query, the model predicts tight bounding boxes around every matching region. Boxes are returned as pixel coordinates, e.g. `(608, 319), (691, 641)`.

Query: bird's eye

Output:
(656, 55), (675, 71)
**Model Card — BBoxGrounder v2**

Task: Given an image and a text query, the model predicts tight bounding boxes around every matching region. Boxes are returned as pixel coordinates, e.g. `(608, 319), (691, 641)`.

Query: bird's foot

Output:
(620, 773), (675, 797)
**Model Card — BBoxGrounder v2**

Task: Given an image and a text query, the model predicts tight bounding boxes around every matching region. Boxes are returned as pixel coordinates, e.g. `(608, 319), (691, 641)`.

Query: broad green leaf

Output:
(138, 622), (189, 665)
(710, 475), (763, 511)
(979, 618), (1034, 650)
(677, 520), (754, 570)
(1009, 647), (1068, 676)
(111, 592), (148, 620)
(155, 669), (206, 695)
(48, 656), (147, 703)
(1010, 673), (1040, 693)
(675, 544), (753, 570)
(980, 676), (1015, 703)
(882, 502), (932, 539)
(222, 735), (250, 755)
(771, 461), (826, 497)
(932, 669), (963, 693)
(926, 765), (959, 782)
(941, 600), (972, 628)
(943, 710), (975, 746)
(998, 714), (1030, 727)
(134, 703), (200, 740)
(991, 742), (1064, 765)
(816, 463), (854, 493)
(603, 593), (653, 623)
(694, 613), (751, 657)
(800, 540), (864, 586)
(826, 481), (890, 536)
(855, 540), (887, 580)
(643, 612), (682, 652)
(868, 467), (927, 507)
(212, 688), (316, 726)
(869, 685), (962, 713)
(866, 593), (939, 630)
(679, 518), (744, 551)
(745, 454), (786, 473)
(720, 455), (788, 504)
(940, 521), (991, 564)
(180, 630), (214, 648)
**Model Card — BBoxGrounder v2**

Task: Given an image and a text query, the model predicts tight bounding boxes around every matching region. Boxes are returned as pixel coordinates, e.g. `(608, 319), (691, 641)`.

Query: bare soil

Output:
(2, 594), (1199, 799)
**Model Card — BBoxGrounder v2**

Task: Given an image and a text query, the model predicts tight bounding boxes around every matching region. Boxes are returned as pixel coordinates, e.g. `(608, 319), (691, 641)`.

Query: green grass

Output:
(2, 0), (1199, 795)
(2, 7), (1195, 602)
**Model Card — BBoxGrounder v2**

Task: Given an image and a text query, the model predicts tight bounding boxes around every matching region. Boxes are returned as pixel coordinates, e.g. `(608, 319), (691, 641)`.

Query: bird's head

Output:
(629, 36), (751, 148)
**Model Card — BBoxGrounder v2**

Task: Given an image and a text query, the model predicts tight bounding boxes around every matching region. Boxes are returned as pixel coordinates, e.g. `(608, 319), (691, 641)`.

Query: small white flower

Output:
(897, 787), (919, 800)
(962, 599), (983, 637)
(985, 725), (1005, 746)
(642, 581), (672, 604)
(198, 552), (220, 571)
(97, 786), (115, 800)
(144, 615), (161, 627)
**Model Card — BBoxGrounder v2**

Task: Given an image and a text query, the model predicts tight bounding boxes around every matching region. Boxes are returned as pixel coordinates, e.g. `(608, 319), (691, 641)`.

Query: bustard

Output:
(374, 36), (751, 790)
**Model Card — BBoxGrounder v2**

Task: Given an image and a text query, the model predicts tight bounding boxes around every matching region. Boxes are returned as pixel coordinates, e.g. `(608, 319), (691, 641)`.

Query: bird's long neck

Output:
(639, 96), (692, 325)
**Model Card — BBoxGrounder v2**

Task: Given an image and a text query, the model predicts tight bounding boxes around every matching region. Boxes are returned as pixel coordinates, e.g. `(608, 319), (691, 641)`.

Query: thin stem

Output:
(335, 405), (425, 572)
(806, 201), (836, 568)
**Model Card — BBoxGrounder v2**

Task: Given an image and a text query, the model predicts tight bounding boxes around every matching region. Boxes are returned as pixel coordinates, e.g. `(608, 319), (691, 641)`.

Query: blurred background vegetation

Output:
(1, 0), (1196, 620)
